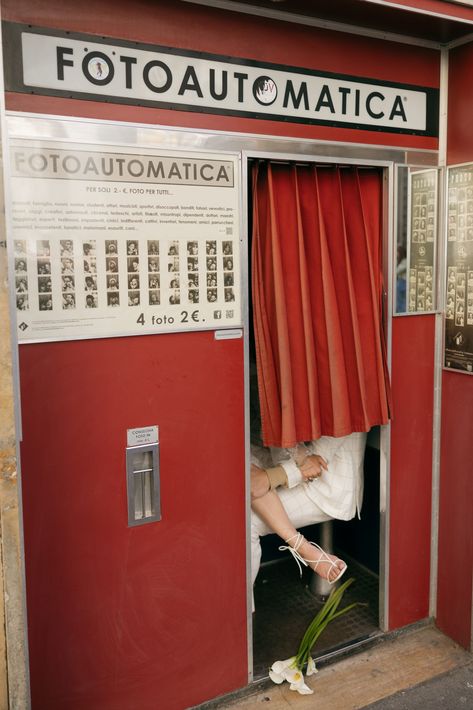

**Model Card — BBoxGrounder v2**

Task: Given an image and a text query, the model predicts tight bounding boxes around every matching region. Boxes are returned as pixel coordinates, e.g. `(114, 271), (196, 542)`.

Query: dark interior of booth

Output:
(247, 158), (382, 679)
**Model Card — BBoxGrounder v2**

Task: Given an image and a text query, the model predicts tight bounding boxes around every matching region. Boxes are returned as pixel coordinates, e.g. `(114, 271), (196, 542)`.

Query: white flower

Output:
(269, 657), (296, 684)
(269, 657), (314, 695)
(285, 667), (314, 695)
(306, 656), (318, 676)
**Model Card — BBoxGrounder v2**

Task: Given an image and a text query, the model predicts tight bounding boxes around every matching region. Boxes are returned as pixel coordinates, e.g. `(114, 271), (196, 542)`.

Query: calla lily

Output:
(268, 658), (314, 695)
(306, 656), (318, 676)
(285, 667), (314, 695)
(268, 657), (296, 684)
(269, 580), (363, 696)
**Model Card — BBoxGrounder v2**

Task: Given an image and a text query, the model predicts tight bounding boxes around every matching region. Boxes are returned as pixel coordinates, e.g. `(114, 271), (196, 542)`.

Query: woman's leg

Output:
(251, 488), (345, 583)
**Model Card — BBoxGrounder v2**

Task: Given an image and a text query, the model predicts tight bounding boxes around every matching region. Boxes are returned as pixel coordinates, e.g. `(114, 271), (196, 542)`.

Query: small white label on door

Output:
(127, 425), (159, 447)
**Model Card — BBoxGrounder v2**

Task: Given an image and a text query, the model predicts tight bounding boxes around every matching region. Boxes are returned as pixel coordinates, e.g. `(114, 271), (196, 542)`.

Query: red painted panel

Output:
(436, 40), (473, 649)
(20, 332), (247, 710)
(5, 92), (438, 152)
(3, 0), (440, 150)
(437, 376), (473, 648)
(389, 315), (435, 629)
(447, 42), (473, 165)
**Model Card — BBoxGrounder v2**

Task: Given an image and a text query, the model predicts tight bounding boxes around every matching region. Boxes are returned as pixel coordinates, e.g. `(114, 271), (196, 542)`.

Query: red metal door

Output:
(19, 330), (247, 709)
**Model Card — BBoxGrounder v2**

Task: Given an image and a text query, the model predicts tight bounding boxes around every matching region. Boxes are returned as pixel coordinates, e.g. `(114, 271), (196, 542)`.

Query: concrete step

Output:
(196, 624), (471, 709)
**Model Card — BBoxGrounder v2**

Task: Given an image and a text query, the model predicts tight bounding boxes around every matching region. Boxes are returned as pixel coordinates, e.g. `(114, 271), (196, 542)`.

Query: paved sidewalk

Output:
(196, 624), (472, 709)
(364, 661), (473, 709)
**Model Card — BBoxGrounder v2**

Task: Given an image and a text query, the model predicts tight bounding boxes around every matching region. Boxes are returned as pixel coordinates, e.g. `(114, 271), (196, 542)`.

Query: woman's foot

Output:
(300, 539), (347, 583)
(281, 533), (346, 584)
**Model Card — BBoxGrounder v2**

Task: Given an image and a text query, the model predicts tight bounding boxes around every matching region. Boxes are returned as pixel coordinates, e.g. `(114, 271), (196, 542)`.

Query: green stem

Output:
(296, 578), (354, 659)
(296, 580), (349, 654)
(294, 578), (365, 670)
(297, 611), (349, 668)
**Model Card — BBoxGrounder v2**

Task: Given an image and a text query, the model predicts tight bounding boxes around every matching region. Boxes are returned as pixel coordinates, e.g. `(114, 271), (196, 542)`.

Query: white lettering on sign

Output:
(18, 31), (432, 133)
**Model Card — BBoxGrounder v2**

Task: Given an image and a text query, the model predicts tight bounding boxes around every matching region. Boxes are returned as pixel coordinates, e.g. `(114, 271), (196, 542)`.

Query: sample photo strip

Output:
(13, 229), (239, 327)
(148, 240), (161, 308)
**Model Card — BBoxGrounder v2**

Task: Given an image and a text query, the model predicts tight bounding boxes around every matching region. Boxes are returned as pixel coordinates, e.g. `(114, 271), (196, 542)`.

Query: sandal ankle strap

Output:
(278, 532), (308, 577)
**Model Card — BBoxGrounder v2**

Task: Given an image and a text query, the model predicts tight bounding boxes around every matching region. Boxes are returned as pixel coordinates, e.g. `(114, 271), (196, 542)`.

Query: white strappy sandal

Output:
(279, 532), (347, 584)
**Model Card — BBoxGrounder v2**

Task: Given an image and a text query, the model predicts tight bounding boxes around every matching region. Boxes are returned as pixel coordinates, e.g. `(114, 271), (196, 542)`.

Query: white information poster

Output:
(10, 140), (241, 342)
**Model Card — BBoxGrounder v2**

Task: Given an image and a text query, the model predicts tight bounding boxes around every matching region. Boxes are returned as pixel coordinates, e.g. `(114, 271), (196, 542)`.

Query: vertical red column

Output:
(436, 42), (473, 648)
(389, 315), (435, 628)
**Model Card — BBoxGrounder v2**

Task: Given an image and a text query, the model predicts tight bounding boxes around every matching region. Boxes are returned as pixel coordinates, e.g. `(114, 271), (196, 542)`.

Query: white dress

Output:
(250, 431), (367, 585)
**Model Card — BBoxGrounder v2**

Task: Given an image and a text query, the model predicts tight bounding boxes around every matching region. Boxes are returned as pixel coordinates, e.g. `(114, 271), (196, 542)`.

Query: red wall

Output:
(437, 373), (473, 648)
(3, 0), (444, 706)
(446, 41), (473, 165)
(389, 315), (436, 629)
(436, 41), (473, 649)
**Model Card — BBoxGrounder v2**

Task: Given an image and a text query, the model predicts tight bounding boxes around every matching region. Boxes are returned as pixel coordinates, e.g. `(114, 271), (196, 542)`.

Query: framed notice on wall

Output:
(9, 139), (241, 342)
(407, 169), (437, 313)
(445, 163), (473, 374)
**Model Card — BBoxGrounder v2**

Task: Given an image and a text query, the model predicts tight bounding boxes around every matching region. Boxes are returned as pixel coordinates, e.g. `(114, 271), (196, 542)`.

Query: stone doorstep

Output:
(193, 622), (471, 710)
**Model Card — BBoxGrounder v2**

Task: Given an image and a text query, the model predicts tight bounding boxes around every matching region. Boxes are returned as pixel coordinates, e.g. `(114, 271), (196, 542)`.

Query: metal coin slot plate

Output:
(126, 443), (160, 526)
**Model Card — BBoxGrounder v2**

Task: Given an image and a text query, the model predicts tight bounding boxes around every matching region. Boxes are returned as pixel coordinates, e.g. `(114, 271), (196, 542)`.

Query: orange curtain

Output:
(252, 161), (391, 448)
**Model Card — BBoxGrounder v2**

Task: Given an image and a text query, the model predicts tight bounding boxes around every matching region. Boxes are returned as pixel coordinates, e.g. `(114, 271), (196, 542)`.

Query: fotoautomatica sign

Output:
(10, 138), (241, 343)
(3, 23), (439, 136)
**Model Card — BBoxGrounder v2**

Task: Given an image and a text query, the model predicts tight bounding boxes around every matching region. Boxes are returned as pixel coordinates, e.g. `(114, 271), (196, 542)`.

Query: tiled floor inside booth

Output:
(252, 553), (380, 679)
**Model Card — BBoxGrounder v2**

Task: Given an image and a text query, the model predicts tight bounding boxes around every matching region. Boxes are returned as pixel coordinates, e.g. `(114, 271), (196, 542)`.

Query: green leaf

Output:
(294, 577), (364, 670)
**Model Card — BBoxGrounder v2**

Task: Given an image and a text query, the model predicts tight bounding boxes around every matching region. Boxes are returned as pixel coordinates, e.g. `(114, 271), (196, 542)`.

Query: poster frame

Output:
(443, 160), (473, 376)
(5, 115), (244, 344)
(406, 167), (438, 314)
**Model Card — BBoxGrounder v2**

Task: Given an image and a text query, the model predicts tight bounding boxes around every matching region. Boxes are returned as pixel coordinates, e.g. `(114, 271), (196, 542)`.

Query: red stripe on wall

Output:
(5, 92), (440, 153)
(447, 42), (473, 165)
(389, 315), (435, 629)
(437, 371), (473, 648)
(437, 40), (473, 650)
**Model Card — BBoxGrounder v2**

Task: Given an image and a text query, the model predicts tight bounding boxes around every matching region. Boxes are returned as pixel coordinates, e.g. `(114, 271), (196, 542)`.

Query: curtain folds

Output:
(252, 161), (392, 448)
